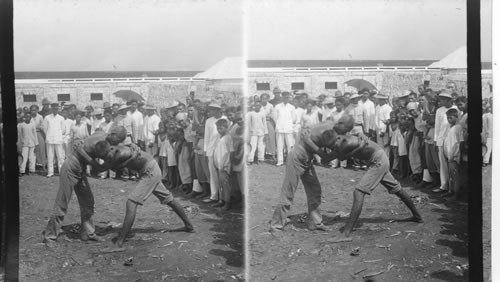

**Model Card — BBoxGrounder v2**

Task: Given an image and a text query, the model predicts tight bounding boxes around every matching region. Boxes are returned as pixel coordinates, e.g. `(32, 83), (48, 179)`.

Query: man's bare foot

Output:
(395, 216), (424, 223)
(217, 204), (231, 211)
(163, 226), (195, 233)
(307, 222), (331, 232)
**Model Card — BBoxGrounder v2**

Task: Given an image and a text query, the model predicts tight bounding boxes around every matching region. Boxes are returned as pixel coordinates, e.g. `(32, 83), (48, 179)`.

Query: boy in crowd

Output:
(247, 101), (267, 164)
(18, 113), (38, 176)
(213, 119), (233, 211)
(443, 109), (463, 199)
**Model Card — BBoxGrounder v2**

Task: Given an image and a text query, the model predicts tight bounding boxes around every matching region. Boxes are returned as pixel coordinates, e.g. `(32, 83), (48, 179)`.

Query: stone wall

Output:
(248, 69), (489, 98)
(15, 79), (243, 109)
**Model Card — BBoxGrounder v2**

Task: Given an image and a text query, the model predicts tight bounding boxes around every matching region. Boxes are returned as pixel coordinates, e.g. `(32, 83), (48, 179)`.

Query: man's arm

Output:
(97, 146), (138, 172)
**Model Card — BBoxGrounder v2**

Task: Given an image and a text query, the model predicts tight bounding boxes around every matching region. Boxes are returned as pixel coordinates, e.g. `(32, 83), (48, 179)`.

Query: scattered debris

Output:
(178, 243), (184, 249)
(353, 267), (367, 275)
(375, 244), (391, 251)
(158, 242), (174, 248)
(350, 247), (360, 256)
(137, 269), (156, 273)
(62, 261), (70, 268)
(364, 259), (382, 263)
(387, 231), (401, 237)
(325, 237), (353, 244)
(124, 257), (134, 266)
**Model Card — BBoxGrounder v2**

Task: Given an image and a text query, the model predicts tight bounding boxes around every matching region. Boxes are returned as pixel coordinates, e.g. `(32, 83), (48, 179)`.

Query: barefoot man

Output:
(270, 120), (340, 232)
(331, 116), (423, 241)
(43, 126), (128, 244)
(95, 142), (194, 249)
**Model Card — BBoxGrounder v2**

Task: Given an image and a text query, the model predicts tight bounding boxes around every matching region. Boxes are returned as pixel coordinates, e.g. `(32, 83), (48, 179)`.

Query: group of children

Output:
(16, 95), (246, 212)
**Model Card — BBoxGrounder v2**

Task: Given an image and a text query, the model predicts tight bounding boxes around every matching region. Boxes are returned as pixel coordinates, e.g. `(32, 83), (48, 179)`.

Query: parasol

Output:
(112, 90), (144, 102)
(344, 79), (377, 91)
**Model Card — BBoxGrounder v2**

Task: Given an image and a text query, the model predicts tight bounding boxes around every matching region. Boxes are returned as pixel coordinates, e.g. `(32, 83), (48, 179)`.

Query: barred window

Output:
(256, 83), (270, 91)
(57, 94), (71, 102)
(291, 82), (304, 90)
(325, 82), (338, 89)
(90, 93), (103, 100)
(23, 94), (37, 102)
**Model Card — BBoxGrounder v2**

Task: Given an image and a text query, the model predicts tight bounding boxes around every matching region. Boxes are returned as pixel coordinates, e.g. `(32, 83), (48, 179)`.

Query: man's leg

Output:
(257, 135), (265, 162)
(341, 189), (366, 237)
(301, 165), (326, 230)
(55, 144), (65, 174)
(483, 138), (493, 165)
(276, 133), (284, 165)
(43, 159), (77, 242)
(113, 199), (138, 247)
(47, 144), (55, 176)
(20, 147), (28, 174)
(270, 149), (303, 231)
(207, 156), (219, 201)
(218, 170), (232, 210)
(74, 175), (100, 241)
(248, 135), (258, 163)
(436, 146), (449, 191)
(28, 146), (36, 173)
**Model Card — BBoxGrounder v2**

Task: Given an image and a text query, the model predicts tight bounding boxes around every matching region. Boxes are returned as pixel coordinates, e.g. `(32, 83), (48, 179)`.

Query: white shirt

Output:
(301, 111), (320, 128)
(62, 119), (74, 143)
(43, 113), (66, 144)
(143, 114), (161, 145)
(294, 107), (305, 133)
(361, 99), (376, 131)
(374, 104), (392, 134)
(273, 103), (296, 134)
(434, 105), (458, 146)
(260, 103), (274, 120)
(213, 134), (233, 173)
(98, 121), (114, 133)
(91, 118), (104, 135)
(128, 110), (144, 143)
(204, 115), (228, 157)
(329, 109), (345, 124)
(247, 111), (268, 136)
(444, 124), (463, 161)
(322, 107), (335, 121)
(71, 122), (90, 141)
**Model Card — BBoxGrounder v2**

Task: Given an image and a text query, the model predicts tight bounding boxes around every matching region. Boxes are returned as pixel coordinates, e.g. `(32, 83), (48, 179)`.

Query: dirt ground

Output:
(18, 175), (244, 282)
(248, 162), (475, 282)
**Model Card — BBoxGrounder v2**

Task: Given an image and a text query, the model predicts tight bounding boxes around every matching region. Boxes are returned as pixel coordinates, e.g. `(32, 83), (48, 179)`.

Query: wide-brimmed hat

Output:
(143, 105), (156, 110)
(118, 104), (131, 111)
(103, 102), (111, 109)
(350, 93), (360, 100)
(166, 100), (180, 109)
(91, 109), (104, 116)
(207, 102), (221, 109)
(272, 87), (282, 94)
(281, 91), (292, 97)
(42, 98), (51, 105)
(374, 94), (389, 100)
(323, 97), (335, 104)
(406, 102), (419, 111)
(438, 90), (452, 99)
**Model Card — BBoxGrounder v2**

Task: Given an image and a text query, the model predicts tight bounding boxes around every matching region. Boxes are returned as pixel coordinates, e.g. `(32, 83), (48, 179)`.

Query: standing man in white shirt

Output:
(260, 93), (276, 161)
(43, 103), (66, 177)
(273, 91), (296, 167)
(60, 108), (74, 159)
(360, 90), (376, 139)
(204, 102), (228, 203)
(247, 101), (268, 164)
(143, 105), (161, 156)
(128, 99), (144, 148)
(90, 109), (104, 135)
(374, 94), (392, 157)
(432, 91), (458, 193)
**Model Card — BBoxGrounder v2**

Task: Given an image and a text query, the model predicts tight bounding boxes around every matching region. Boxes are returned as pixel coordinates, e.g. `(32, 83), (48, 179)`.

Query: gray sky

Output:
(14, 0), (242, 71)
(247, 0), (492, 62)
(14, 0), (492, 71)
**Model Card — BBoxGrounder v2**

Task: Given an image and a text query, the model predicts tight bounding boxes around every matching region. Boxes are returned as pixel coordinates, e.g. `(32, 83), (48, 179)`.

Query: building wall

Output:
(247, 69), (483, 98)
(15, 79), (243, 109)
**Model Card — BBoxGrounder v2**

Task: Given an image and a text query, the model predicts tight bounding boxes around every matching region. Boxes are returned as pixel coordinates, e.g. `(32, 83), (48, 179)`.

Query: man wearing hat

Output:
(432, 90), (458, 193)
(260, 93), (276, 160)
(273, 91), (296, 166)
(90, 109), (105, 135)
(374, 94), (392, 157)
(40, 98), (52, 118)
(321, 96), (336, 121)
(43, 102), (66, 177)
(127, 99), (144, 150)
(143, 105), (161, 156)
(360, 90), (376, 138)
(269, 87), (282, 106)
(203, 102), (228, 203)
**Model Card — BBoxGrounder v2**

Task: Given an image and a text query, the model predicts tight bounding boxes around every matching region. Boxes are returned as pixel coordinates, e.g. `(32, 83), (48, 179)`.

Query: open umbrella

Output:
(112, 90), (144, 102)
(344, 79), (377, 91)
